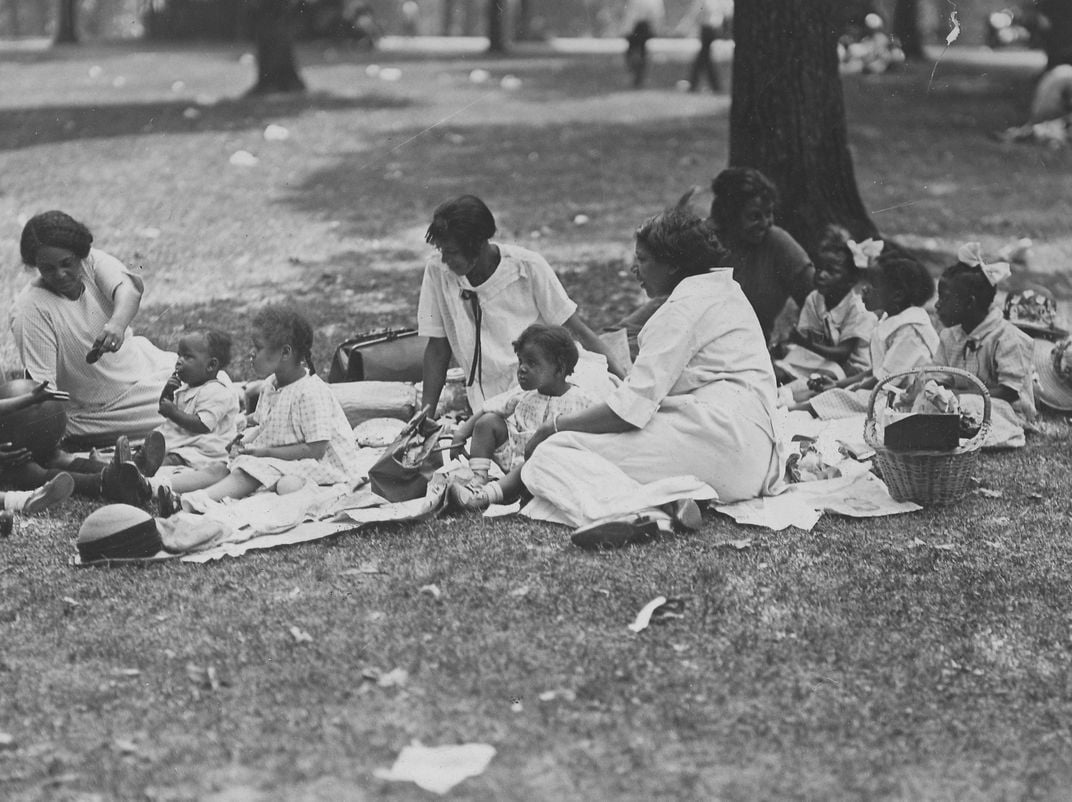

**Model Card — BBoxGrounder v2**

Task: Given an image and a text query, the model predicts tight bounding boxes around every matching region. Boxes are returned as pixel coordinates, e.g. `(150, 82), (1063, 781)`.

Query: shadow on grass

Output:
(0, 91), (412, 150)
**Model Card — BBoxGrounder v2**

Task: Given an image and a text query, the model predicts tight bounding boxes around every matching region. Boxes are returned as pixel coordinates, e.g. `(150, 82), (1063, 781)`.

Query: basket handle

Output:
(863, 366), (992, 451)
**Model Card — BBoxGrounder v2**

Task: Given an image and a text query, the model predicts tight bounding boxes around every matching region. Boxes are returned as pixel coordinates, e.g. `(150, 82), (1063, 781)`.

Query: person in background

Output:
(623, 0), (665, 88)
(685, 0), (731, 92)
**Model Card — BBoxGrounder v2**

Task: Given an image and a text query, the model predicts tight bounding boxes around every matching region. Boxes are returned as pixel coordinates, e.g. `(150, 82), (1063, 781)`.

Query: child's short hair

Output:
(512, 324), (579, 376)
(816, 224), (857, 273)
(709, 167), (778, 230)
(941, 261), (997, 310)
(20, 211), (93, 266)
(425, 195), (497, 258)
(252, 305), (317, 374)
(873, 255), (934, 310)
(201, 328), (233, 369)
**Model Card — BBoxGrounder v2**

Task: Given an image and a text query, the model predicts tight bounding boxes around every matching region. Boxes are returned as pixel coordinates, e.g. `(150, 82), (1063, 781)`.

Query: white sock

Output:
(148, 474), (172, 494)
(484, 482), (504, 505)
(469, 457), (492, 478)
(3, 491), (32, 512)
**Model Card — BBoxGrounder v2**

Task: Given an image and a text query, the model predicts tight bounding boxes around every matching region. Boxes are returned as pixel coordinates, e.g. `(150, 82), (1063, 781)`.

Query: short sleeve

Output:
(417, 261), (447, 339)
(605, 302), (696, 427)
(294, 382), (339, 444)
(193, 382), (239, 432)
(880, 325), (936, 378)
(994, 328), (1033, 394)
(11, 303), (58, 387)
(87, 250), (138, 299)
(795, 291), (824, 336)
(524, 254), (577, 327)
(840, 302), (878, 343)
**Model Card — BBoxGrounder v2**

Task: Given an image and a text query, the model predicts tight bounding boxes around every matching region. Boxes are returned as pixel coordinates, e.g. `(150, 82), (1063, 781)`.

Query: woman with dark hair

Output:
(12, 210), (175, 445)
(418, 194), (627, 417)
(709, 167), (814, 343)
(516, 206), (786, 548)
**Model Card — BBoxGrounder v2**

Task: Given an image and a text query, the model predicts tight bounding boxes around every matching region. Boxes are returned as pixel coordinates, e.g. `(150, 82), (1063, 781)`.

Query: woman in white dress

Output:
(12, 211), (175, 446)
(518, 205), (786, 548)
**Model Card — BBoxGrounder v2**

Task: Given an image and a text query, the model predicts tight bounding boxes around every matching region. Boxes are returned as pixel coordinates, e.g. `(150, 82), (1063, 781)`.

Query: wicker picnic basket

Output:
(864, 367), (991, 505)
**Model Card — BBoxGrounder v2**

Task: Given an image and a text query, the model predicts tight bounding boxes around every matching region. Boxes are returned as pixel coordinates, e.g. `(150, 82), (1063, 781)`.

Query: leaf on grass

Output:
(933, 543), (956, 551)
(289, 626), (313, 644)
(537, 689), (576, 702)
(361, 667), (382, 683)
(976, 488), (1003, 498)
(910, 537), (928, 548)
(508, 585), (530, 598)
(1028, 492), (1044, 500)
(185, 663), (225, 691)
(366, 611), (386, 623)
(718, 539), (753, 550)
(418, 584), (441, 600)
(984, 540), (1005, 549)
(0, 732), (16, 751)
(339, 560), (382, 577)
(628, 596), (668, 633)
(60, 597), (81, 607)
(114, 738), (139, 755)
(113, 668), (141, 678)
(377, 668), (409, 688)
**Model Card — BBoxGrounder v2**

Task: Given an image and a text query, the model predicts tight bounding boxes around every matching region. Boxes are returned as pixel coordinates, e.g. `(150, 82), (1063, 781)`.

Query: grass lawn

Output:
(2, 38), (1072, 800)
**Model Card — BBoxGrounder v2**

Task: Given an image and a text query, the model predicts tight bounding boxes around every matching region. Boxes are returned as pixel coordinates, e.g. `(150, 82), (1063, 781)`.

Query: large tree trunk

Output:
(515, 0), (533, 41)
(730, 0), (876, 255)
(892, 0), (924, 60)
(441, 0), (455, 34)
(248, 0), (305, 95)
(54, 0), (78, 44)
(487, 0), (507, 52)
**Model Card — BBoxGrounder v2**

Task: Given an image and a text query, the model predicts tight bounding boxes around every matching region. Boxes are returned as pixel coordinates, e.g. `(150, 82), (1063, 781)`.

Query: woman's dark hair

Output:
(513, 324), (579, 376)
(252, 305), (316, 375)
(709, 167), (778, 230)
(20, 211), (93, 267)
(940, 261), (996, 311)
(635, 206), (729, 280)
(872, 255), (934, 313)
(424, 195), (497, 258)
(202, 328), (233, 370)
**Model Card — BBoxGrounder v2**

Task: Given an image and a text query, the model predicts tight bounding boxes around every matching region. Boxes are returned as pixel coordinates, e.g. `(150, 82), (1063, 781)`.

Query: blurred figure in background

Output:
(623, 0), (665, 88)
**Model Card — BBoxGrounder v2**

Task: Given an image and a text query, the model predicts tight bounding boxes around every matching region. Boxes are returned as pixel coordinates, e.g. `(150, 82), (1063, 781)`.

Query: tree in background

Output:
(248, 0), (305, 94)
(730, 0), (877, 255)
(487, 0), (506, 51)
(54, 0), (78, 43)
(892, 0), (924, 60)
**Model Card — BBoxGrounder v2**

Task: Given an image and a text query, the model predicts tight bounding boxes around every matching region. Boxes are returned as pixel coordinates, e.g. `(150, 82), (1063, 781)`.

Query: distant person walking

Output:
(686, 0), (731, 92)
(623, 0), (665, 88)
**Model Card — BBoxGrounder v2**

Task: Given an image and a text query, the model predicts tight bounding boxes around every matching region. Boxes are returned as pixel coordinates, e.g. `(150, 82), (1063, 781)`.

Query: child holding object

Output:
(156, 328), (240, 469)
(798, 254), (939, 419)
(133, 307), (362, 514)
(775, 227), (879, 392)
(449, 324), (597, 509)
(932, 244), (1035, 445)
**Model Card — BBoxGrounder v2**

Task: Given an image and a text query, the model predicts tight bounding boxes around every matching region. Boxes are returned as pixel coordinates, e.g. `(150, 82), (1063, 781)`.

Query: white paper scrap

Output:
(628, 595), (667, 633)
(374, 742), (496, 794)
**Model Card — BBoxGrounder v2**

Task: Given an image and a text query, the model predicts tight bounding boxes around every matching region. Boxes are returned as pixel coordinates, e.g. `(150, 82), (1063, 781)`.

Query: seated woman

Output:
(468, 205), (786, 549)
(418, 194), (627, 417)
(12, 211), (176, 449)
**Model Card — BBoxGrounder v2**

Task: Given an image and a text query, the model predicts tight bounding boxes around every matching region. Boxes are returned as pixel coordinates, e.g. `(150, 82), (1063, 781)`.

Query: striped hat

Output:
(77, 504), (166, 563)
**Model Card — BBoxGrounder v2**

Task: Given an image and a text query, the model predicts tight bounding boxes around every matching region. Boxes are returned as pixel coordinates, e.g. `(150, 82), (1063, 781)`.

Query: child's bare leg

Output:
(169, 463), (230, 493)
(202, 468), (262, 501)
(469, 413), (509, 481)
(450, 464), (525, 510)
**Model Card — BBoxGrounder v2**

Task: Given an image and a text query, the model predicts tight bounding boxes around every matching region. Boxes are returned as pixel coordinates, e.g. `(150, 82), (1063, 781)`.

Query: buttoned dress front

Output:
(520, 270), (786, 527)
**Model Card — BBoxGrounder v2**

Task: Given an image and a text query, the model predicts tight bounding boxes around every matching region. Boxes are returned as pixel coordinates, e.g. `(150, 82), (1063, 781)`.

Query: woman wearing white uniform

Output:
(519, 205), (786, 548)
(12, 211), (175, 446)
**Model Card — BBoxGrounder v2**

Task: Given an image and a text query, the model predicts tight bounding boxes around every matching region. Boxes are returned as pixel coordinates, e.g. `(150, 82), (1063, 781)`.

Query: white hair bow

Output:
(846, 238), (884, 269)
(957, 241), (1010, 286)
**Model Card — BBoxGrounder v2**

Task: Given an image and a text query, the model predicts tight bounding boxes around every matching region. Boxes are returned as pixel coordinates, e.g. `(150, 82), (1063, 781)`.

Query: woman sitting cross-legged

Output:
(457, 205), (787, 549)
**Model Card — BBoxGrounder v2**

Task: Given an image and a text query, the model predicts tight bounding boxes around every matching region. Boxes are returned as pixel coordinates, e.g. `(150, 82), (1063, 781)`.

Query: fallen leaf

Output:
(508, 585), (530, 598)
(339, 561), (382, 577)
(718, 538), (753, 550)
(933, 543), (956, 551)
(1027, 492), (1044, 500)
(419, 584), (441, 600)
(229, 150), (258, 167)
(61, 597), (80, 607)
(976, 488), (1003, 498)
(628, 595), (668, 633)
(910, 537), (928, 548)
(113, 668), (141, 678)
(114, 738), (138, 755)
(263, 123), (290, 141)
(0, 732), (15, 751)
(377, 668), (409, 688)
(537, 689), (576, 702)
(375, 742), (496, 794)
(289, 626), (313, 644)
(185, 663), (225, 691)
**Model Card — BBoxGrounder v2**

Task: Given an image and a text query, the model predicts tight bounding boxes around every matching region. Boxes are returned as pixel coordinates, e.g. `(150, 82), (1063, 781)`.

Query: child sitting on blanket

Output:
(796, 254), (939, 419)
(156, 328), (240, 470)
(932, 244), (1036, 443)
(775, 226), (878, 393)
(126, 306), (362, 515)
(448, 324), (596, 510)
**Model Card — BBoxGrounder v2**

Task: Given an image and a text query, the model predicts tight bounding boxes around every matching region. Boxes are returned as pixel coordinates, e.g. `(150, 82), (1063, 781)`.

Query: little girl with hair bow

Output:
(933, 241), (1035, 447)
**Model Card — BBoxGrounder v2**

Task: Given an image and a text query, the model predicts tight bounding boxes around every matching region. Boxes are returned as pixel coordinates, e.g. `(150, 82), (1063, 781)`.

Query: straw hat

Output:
(1033, 337), (1072, 412)
(76, 504), (166, 564)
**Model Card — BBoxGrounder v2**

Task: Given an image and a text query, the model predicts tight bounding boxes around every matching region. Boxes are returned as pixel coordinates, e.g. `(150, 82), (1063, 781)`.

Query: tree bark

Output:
(892, 0), (924, 60)
(54, 0), (78, 44)
(487, 0), (508, 52)
(248, 0), (305, 95)
(730, 0), (876, 255)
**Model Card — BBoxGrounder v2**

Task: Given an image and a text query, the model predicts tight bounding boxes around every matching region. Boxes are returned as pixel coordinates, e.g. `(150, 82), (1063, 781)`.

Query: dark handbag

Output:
(369, 406), (445, 502)
(327, 328), (425, 383)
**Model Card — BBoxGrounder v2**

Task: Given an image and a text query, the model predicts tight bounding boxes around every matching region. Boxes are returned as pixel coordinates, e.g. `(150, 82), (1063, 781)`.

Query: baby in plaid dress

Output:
(450, 324), (596, 504)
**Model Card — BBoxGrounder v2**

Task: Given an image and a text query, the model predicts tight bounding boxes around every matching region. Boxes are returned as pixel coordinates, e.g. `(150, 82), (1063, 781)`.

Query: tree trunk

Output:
(729, 0), (876, 255)
(487, 0), (507, 52)
(248, 0), (305, 95)
(54, 0), (78, 44)
(515, 0), (533, 41)
(892, 0), (924, 60)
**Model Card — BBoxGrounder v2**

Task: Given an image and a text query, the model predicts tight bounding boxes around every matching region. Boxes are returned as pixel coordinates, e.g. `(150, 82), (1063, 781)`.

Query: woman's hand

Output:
(90, 322), (125, 360)
(524, 422), (555, 460)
